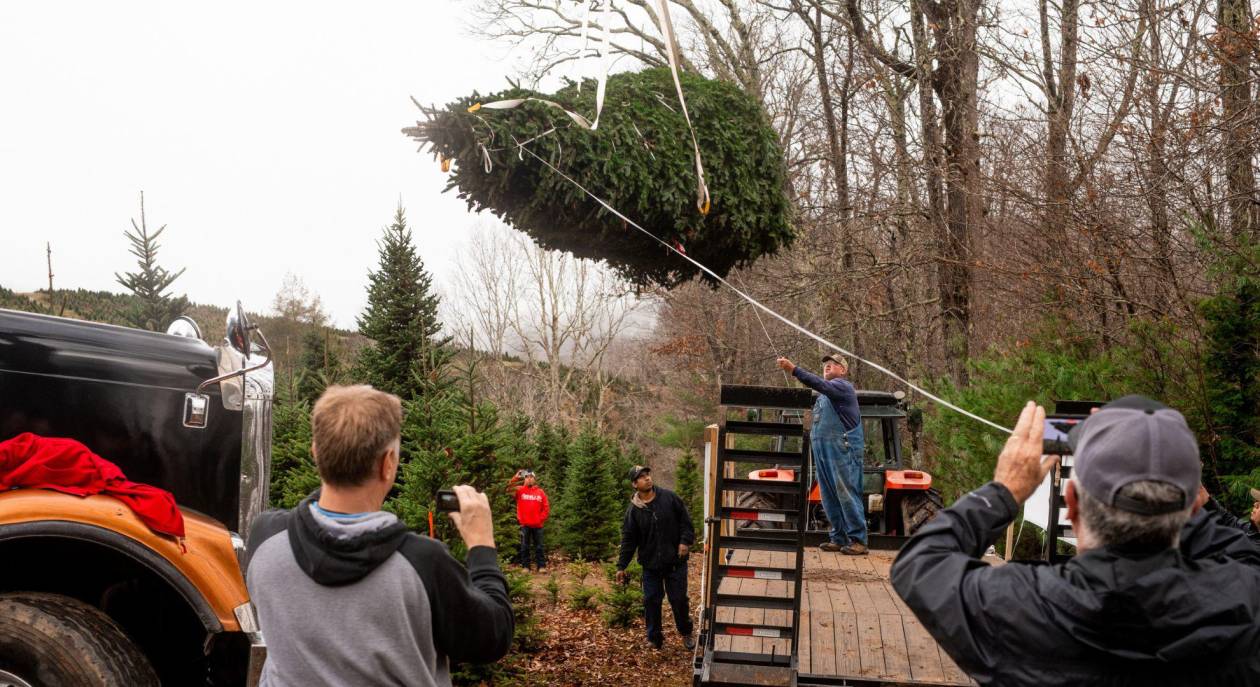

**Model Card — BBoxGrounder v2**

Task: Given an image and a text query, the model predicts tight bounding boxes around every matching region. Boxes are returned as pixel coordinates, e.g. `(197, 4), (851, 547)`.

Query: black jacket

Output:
(891, 481), (1260, 686)
(616, 487), (696, 572)
(1204, 496), (1260, 546)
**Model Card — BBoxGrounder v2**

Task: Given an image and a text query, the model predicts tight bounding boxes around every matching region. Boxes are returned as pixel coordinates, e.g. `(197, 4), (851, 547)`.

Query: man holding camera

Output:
(777, 354), (867, 554)
(507, 469), (550, 570)
(615, 465), (696, 651)
(246, 385), (513, 687)
(892, 396), (1260, 686)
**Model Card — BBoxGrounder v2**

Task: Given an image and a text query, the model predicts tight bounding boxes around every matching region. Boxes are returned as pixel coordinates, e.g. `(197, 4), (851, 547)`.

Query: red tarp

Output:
(0, 432), (185, 538)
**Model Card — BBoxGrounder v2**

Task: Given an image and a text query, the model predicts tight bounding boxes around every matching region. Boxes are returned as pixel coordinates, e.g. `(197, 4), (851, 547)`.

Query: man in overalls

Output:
(777, 354), (867, 554)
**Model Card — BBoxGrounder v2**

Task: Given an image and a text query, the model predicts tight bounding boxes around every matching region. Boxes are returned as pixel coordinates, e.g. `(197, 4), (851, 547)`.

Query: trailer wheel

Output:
(900, 488), (944, 536)
(0, 592), (159, 687)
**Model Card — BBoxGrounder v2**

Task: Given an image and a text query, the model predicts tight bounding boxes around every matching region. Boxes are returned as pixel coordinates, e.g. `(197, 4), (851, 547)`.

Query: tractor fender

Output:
(884, 469), (932, 492)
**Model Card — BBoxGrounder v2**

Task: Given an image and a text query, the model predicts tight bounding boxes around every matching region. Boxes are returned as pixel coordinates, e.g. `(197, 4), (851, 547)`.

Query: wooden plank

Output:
(851, 554), (877, 576)
(878, 613), (912, 682)
(826, 582), (855, 614)
(807, 580), (835, 675)
(845, 581), (875, 613)
(798, 579), (811, 674)
(902, 616), (946, 683)
(864, 581), (899, 615)
(833, 611), (861, 677)
(856, 612), (885, 677)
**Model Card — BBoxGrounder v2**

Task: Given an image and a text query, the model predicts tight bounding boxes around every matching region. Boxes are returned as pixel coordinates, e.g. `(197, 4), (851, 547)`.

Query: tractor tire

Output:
(735, 492), (789, 530)
(0, 592), (159, 687)
(901, 488), (944, 536)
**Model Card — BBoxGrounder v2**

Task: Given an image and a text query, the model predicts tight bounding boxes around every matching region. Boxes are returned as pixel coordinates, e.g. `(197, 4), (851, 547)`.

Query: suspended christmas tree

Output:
(404, 67), (793, 287)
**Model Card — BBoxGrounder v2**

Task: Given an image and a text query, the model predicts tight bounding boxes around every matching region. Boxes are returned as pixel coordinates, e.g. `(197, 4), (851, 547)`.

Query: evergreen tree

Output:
(392, 357), (519, 560)
(295, 327), (344, 405)
(533, 421), (572, 481)
(355, 205), (449, 398)
(1201, 240), (1260, 508)
(269, 374), (320, 508)
(557, 426), (622, 560)
(675, 449), (704, 539)
(114, 192), (189, 331)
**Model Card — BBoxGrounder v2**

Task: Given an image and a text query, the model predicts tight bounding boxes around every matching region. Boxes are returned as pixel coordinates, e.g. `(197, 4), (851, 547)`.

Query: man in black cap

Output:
(891, 396), (1260, 686)
(615, 465), (696, 650)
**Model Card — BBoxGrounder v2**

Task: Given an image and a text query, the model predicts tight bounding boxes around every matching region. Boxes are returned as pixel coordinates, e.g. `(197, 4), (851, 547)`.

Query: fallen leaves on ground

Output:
(500, 556), (703, 687)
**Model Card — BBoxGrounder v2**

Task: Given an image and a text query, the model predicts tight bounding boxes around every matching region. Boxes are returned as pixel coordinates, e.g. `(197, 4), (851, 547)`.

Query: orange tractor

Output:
(736, 390), (942, 545)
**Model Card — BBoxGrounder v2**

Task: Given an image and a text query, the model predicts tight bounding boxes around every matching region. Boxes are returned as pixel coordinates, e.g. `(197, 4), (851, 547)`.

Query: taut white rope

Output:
(511, 139), (1012, 434)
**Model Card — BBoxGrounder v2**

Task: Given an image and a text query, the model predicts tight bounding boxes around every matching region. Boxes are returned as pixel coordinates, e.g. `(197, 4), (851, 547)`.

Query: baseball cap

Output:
(1250, 488), (1260, 502)
(821, 353), (848, 368)
(628, 465), (651, 484)
(1071, 395), (1200, 514)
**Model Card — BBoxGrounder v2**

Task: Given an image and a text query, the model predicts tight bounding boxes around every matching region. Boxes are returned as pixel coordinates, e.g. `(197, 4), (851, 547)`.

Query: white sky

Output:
(0, 1), (539, 329)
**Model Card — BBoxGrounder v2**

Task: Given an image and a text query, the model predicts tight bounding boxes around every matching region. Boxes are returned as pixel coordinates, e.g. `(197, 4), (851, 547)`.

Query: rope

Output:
(509, 138), (1012, 435)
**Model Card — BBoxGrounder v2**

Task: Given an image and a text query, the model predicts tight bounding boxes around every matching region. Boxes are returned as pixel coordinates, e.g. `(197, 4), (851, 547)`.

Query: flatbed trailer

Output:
(694, 385), (974, 687)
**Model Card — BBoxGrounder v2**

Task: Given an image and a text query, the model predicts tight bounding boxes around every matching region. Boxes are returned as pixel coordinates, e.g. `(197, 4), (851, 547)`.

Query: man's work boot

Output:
(683, 634), (696, 651)
(647, 638), (663, 651)
(841, 542), (868, 555)
(819, 541), (844, 552)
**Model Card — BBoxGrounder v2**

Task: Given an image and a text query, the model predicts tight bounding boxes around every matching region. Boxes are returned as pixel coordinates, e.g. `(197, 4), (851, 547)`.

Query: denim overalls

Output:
(811, 392), (867, 545)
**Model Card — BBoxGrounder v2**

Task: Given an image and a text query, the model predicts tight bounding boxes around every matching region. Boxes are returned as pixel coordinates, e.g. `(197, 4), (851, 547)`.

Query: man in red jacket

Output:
(508, 469), (550, 570)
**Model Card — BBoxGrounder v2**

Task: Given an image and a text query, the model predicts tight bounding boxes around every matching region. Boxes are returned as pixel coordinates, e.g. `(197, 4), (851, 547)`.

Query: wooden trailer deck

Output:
(711, 546), (973, 686)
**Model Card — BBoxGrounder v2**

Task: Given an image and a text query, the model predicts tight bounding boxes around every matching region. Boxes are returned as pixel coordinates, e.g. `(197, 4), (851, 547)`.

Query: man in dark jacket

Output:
(891, 396), (1260, 686)
(246, 385), (513, 687)
(615, 465), (696, 650)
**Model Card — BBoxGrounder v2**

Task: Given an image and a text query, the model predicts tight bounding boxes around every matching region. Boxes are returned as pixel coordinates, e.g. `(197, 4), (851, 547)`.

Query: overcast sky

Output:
(0, 2), (544, 329)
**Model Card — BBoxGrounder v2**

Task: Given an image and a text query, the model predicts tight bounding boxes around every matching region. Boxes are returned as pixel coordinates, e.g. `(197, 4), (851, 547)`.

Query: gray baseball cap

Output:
(1070, 395), (1201, 514)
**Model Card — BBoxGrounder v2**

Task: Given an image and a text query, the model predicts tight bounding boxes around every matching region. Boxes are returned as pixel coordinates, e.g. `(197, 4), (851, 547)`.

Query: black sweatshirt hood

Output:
(1043, 540), (1260, 662)
(287, 490), (410, 586)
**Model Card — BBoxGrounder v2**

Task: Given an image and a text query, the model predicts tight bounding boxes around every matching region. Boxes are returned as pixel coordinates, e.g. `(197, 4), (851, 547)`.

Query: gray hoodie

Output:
(245, 491), (513, 687)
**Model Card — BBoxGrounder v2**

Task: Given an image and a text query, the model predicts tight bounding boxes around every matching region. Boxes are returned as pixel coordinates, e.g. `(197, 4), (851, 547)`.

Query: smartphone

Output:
(436, 489), (461, 512)
(1043, 415), (1084, 455)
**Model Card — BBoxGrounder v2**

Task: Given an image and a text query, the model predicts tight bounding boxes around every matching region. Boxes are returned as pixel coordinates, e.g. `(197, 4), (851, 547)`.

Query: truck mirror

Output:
(225, 301), (252, 358)
(183, 392), (209, 428)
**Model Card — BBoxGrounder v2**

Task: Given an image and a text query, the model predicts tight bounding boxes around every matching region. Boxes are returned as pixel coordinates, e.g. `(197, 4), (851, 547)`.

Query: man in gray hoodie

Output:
(246, 385), (513, 687)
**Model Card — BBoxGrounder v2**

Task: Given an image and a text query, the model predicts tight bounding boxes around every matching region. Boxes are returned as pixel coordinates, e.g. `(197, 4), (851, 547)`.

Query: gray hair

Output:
(1075, 479), (1190, 551)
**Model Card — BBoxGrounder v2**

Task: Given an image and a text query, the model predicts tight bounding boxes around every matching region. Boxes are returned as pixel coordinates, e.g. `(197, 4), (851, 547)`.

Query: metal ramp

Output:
(696, 385), (814, 687)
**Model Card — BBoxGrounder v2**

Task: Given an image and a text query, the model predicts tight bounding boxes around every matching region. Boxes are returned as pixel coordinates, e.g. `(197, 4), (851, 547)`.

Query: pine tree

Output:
(355, 204), (449, 399)
(114, 192), (189, 331)
(557, 426), (622, 560)
(269, 374), (321, 508)
(675, 450), (704, 539)
(295, 327), (344, 405)
(533, 421), (571, 487)
(1201, 239), (1260, 508)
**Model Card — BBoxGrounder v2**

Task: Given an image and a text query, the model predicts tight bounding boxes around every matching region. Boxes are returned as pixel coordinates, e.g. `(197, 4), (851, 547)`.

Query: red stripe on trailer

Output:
(731, 510), (758, 520)
(727, 568), (754, 578)
(726, 627), (753, 636)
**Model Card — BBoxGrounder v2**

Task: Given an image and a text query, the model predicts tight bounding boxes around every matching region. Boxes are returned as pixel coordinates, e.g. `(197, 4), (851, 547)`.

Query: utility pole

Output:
(46, 242), (54, 293)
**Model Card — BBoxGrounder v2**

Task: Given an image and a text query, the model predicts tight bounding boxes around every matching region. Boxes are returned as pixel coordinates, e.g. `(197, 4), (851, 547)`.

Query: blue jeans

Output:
(813, 426), (867, 545)
(518, 526), (545, 568)
(642, 560), (693, 645)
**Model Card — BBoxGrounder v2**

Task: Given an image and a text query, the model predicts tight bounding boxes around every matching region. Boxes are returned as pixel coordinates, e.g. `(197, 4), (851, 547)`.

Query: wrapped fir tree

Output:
(404, 67), (794, 287)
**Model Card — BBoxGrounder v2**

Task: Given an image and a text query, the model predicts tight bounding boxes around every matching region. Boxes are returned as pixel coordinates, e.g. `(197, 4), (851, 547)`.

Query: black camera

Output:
(436, 489), (461, 512)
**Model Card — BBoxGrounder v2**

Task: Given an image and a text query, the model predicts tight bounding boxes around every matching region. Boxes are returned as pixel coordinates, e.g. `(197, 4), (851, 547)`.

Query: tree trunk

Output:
(1041, 0), (1079, 260)
(1218, 0), (1259, 239)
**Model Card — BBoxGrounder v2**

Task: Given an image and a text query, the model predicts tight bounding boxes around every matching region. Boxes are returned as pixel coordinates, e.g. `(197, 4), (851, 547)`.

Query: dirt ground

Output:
(504, 555), (704, 687)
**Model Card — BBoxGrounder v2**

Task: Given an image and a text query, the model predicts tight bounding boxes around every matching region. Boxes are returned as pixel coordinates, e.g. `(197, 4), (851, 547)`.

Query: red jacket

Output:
(0, 432), (185, 538)
(513, 485), (550, 528)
